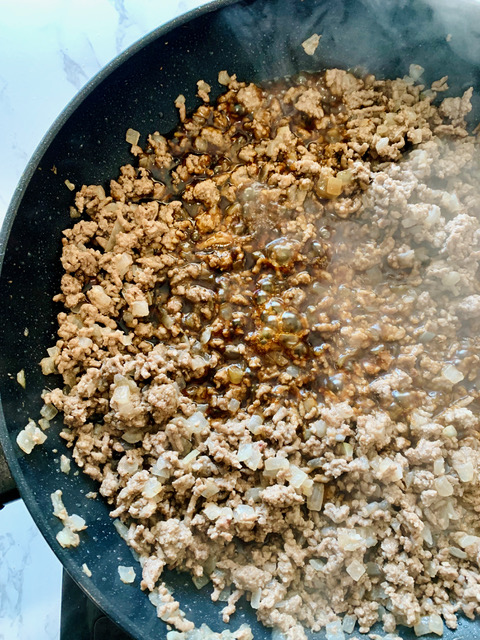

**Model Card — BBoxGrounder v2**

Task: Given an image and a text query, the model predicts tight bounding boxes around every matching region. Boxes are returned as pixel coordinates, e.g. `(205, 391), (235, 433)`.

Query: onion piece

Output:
(346, 559), (366, 581)
(60, 455), (71, 474)
(307, 483), (324, 511)
(125, 128), (140, 145)
(16, 369), (26, 389)
(118, 565), (136, 584)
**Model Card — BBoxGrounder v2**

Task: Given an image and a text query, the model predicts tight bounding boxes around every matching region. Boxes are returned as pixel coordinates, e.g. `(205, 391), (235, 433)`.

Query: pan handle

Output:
(0, 442), (19, 508)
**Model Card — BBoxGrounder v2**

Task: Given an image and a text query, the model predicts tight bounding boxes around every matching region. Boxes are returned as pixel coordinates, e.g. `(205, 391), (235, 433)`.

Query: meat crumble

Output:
(33, 67), (480, 639)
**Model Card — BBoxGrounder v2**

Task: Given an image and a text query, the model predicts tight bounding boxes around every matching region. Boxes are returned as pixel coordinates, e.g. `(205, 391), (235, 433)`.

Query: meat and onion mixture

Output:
(36, 67), (480, 639)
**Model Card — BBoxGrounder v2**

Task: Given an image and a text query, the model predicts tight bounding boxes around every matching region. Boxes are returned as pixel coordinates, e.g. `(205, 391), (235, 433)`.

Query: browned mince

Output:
(39, 68), (480, 639)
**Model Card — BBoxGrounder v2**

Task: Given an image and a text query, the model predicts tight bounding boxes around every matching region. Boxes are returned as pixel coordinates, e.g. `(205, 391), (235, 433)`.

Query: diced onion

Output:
(264, 456), (289, 476)
(113, 519), (129, 540)
(60, 455), (71, 474)
(57, 527), (80, 548)
(238, 443), (262, 470)
(310, 419), (327, 437)
(131, 300), (149, 317)
(201, 479), (220, 499)
(421, 523), (433, 546)
(40, 356), (56, 375)
(428, 613), (444, 636)
(449, 546), (467, 559)
(441, 364), (464, 384)
(82, 563), (92, 577)
(183, 449), (200, 468)
(442, 425), (457, 438)
(409, 64), (424, 81)
(375, 137), (390, 153)
(453, 460), (474, 483)
(414, 617), (431, 637)
(193, 574), (210, 590)
(247, 415), (263, 435)
(325, 620), (345, 640)
(143, 477), (163, 498)
(250, 588), (262, 609)
(288, 464), (308, 488)
(151, 456), (171, 480)
(233, 504), (256, 522)
(118, 565), (136, 583)
(125, 128), (140, 145)
(301, 33), (321, 56)
(40, 403), (58, 421)
(346, 559), (366, 581)
(434, 476), (454, 497)
(17, 420), (47, 454)
(458, 533), (480, 549)
(122, 430), (143, 444)
(65, 514), (87, 531)
(433, 458), (445, 476)
(338, 530), (364, 551)
(204, 504), (223, 520)
(16, 369), (26, 389)
(307, 483), (324, 511)
(342, 614), (356, 634)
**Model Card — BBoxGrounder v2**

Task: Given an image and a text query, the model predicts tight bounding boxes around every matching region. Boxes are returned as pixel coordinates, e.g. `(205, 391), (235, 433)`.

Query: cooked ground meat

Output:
(37, 68), (480, 639)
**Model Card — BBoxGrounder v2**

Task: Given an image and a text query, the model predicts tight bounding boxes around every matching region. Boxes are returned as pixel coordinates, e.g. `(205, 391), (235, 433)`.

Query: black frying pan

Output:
(1, 0), (480, 638)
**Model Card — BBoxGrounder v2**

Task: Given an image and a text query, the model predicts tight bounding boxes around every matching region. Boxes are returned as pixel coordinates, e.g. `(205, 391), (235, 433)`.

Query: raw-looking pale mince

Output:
(18, 67), (480, 640)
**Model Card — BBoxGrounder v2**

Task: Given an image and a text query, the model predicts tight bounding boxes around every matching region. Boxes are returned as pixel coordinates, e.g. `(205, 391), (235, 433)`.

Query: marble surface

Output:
(0, 2), (211, 639)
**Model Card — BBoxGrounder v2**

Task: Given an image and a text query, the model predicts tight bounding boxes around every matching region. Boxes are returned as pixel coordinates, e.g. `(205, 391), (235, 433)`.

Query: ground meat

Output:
(37, 68), (480, 639)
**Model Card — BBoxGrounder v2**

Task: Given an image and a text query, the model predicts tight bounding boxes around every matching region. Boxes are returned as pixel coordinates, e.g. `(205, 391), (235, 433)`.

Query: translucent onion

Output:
(458, 533), (480, 549)
(201, 479), (220, 499)
(238, 443), (262, 470)
(40, 403), (58, 421)
(56, 527), (80, 548)
(453, 460), (474, 483)
(428, 613), (444, 636)
(264, 456), (289, 476)
(250, 588), (262, 609)
(193, 575), (210, 590)
(151, 456), (170, 479)
(442, 425), (457, 438)
(441, 364), (464, 385)
(65, 514), (87, 531)
(143, 477), (163, 498)
(247, 415), (263, 435)
(342, 615), (357, 634)
(338, 530), (364, 551)
(307, 483), (324, 511)
(433, 458), (445, 476)
(183, 449), (200, 467)
(131, 300), (149, 317)
(310, 419), (327, 438)
(346, 559), (366, 581)
(60, 455), (71, 474)
(434, 476), (454, 497)
(414, 617), (431, 637)
(325, 620), (345, 640)
(288, 464), (308, 488)
(113, 519), (129, 540)
(118, 565), (136, 584)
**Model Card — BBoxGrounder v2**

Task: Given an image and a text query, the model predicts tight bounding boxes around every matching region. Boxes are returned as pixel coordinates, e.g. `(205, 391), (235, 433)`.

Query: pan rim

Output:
(0, 1), (240, 638)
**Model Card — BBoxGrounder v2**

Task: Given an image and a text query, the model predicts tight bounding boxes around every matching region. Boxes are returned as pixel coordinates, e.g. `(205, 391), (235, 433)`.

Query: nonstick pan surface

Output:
(1, 0), (480, 638)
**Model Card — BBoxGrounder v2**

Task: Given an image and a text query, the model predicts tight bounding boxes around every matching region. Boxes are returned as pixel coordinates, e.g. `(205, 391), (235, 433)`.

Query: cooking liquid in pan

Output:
(31, 68), (480, 638)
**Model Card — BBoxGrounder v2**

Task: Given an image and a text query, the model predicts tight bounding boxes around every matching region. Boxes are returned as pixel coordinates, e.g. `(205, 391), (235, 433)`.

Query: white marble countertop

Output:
(0, 2), (211, 639)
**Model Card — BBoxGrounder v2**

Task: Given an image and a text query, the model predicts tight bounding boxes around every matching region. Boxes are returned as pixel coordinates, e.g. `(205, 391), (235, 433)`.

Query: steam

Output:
(218, 0), (480, 110)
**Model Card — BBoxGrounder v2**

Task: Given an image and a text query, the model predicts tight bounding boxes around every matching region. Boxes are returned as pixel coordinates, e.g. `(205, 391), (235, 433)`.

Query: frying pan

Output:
(1, 0), (480, 638)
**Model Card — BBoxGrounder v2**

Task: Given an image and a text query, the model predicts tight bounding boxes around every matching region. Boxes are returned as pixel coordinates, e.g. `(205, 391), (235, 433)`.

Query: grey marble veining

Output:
(0, 2), (211, 639)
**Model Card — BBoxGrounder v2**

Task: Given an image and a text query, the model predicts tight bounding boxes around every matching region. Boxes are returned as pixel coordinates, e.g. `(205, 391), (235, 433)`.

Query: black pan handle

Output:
(0, 441), (19, 508)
